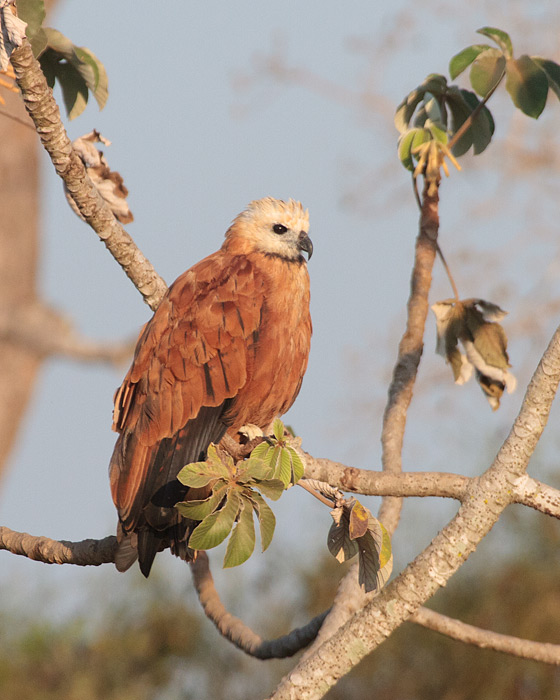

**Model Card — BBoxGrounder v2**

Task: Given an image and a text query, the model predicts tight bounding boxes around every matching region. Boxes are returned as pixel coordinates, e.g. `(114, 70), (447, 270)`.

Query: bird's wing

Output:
(109, 251), (264, 531)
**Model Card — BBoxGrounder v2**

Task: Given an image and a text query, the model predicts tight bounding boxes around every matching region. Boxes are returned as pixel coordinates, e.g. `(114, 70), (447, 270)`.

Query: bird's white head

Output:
(225, 197), (313, 262)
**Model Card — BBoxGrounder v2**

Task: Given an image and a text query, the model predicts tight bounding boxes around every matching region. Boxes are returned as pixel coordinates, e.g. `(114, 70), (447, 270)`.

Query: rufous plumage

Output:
(109, 198), (313, 576)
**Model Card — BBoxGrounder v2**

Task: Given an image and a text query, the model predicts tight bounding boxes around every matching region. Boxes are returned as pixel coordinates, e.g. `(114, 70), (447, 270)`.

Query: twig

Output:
(412, 606), (560, 664)
(9, 40), (167, 311)
(436, 242), (460, 301)
(190, 552), (327, 659)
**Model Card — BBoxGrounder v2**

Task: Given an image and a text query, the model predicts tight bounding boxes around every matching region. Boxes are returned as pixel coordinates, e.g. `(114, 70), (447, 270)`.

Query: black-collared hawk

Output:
(109, 198), (313, 576)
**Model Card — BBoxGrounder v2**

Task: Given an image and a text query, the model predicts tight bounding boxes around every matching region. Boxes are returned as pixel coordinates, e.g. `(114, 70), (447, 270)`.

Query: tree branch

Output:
(294, 443), (560, 518)
(513, 475), (560, 519)
(379, 175), (440, 533)
(190, 552), (328, 659)
(270, 325), (560, 699)
(9, 40), (168, 311)
(0, 526), (116, 566)
(411, 606), (560, 665)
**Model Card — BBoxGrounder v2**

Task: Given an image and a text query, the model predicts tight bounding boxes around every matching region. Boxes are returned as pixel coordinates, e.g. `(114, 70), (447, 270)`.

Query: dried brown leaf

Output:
(66, 130), (134, 224)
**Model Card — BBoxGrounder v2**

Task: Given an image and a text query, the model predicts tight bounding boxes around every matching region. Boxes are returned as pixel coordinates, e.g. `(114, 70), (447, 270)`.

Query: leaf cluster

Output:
(396, 73), (494, 171)
(396, 26), (560, 175)
(327, 499), (393, 593)
(249, 418), (305, 488)
(176, 419), (302, 569)
(450, 27), (560, 120)
(17, 0), (107, 119)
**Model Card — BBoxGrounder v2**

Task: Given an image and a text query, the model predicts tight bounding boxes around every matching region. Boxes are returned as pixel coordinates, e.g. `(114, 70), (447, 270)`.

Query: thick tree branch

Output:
(9, 40), (167, 311)
(411, 607), (560, 665)
(0, 526), (116, 565)
(190, 552), (327, 659)
(270, 325), (560, 699)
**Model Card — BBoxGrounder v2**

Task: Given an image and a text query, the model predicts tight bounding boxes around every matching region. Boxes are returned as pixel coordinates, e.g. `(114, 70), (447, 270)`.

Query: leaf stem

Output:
(436, 243), (460, 301)
(298, 480), (335, 508)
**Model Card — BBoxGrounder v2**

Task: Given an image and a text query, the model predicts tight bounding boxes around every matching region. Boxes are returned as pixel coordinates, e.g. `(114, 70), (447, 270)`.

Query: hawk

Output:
(109, 198), (313, 576)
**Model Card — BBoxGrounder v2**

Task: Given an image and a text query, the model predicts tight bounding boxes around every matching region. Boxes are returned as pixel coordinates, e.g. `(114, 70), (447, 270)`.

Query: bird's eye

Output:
(272, 223), (288, 235)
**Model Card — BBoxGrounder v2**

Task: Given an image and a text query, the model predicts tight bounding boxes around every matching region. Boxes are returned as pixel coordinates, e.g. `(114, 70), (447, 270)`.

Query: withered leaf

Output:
(66, 130), (134, 224)
(431, 297), (516, 409)
(348, 500), (369, 540)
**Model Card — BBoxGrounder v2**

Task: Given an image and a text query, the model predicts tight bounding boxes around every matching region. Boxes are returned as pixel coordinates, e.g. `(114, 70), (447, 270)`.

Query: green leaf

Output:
(223, 501), (256, 568)
(287, 446), (305, 483)
(445, 90), (474, 157)
(278, 447), (292, 487)
(470, 48), (506, 97)
(427, 120), (448, 145)
(397, 128), (430, 171)
(250, 492), (276, 552)
(397, 129), (420, 170)
(449, 44), (491, 79)
(175, 482), (228, 520)
(177, 462), (217, 488)
(188, 491), (241, 550)
(269, 445), (283, 480)
(532, 57), (560, 100)
(394, 74), (447, 133)
(459, 89), (495, 155)
(240, 457), (274, 481)
(272, 418), (285, 442)
(37, 28), (108, 119)
(17, 0), (47, 56)
(423, 93), (444, 125)
(252, 479), (285, 501)
(505, 55), (549, 119)
(249, 441), (273, 461)
(76, 45), (111, 111)
(177, 444), (232, 487)
(56, 62), (89, 121)
(395, 93), (425, 134)
(204, 444), (234, 476)
(477, 27), (513, 58)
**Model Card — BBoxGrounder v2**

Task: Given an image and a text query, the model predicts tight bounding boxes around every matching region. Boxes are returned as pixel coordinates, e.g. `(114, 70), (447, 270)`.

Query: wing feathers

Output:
(110, 244), (312, 576)
(110, 252), (264, 549)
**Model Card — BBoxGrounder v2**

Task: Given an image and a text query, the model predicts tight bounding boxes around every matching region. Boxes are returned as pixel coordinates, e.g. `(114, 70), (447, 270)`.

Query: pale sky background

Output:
(2, 0), (560, 618)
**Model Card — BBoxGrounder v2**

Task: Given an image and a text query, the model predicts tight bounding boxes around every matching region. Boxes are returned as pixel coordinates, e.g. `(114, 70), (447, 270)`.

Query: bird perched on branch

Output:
(109, 198), (313, 576)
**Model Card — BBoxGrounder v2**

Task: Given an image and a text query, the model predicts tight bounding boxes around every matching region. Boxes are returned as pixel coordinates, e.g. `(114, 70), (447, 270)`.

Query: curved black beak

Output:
(297, 231), (313, 260)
